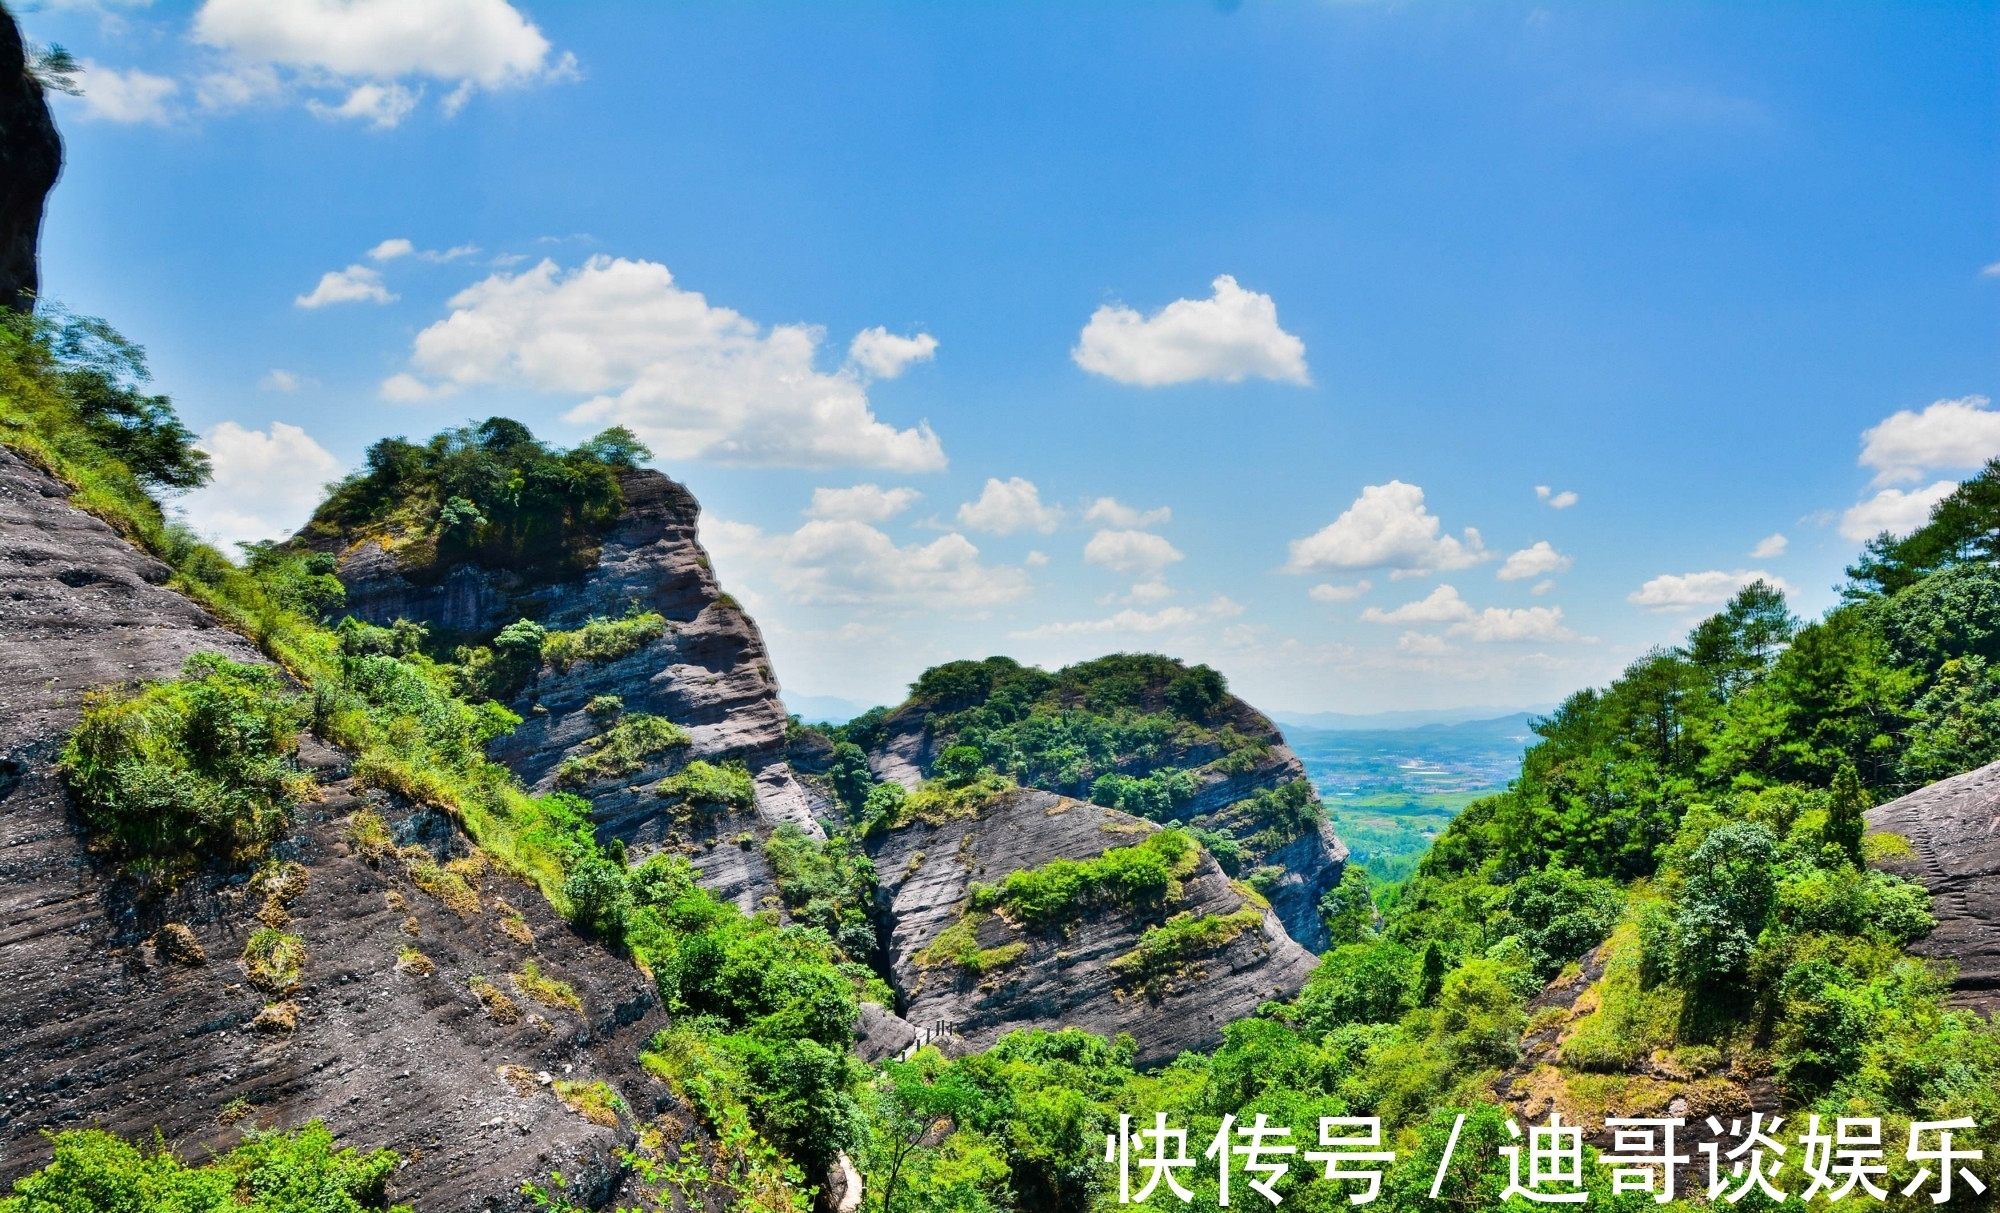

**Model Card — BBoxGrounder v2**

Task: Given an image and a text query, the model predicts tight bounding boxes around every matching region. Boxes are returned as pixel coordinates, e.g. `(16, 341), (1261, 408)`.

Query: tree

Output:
(40, 311), (212, 491)
(934, 745), (985, 785)
(1825, 763), (1869, 862)
(1417, 940), (1447, 1006)
(1318, 865), (1378, 946)
(867, 1053), (985, 1213)
(1670, 821), (1778, 986)
(1689, 580), (1797, 698)
(828, 742), (874, 818)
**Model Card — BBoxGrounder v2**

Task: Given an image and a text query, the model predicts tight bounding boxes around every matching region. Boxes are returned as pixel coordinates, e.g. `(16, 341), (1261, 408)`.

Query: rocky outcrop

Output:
(0, 5), (60, 313)
(867, 694), (1347, 951)
(1867, 759), (2000, 1013)
(0, 446), (690, 1209)
(867, 788), (1317, 1066)
(332, 468), (830, 911)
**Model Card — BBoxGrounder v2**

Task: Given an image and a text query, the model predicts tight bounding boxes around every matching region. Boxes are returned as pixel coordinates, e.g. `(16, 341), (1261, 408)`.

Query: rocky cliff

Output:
(328, 467), (828, 913)
(866, 787), (1316, 1066)
(1867, 758), (2000, 1014)
(0, 446), (689, 1210)
(0, 5), (59, 313)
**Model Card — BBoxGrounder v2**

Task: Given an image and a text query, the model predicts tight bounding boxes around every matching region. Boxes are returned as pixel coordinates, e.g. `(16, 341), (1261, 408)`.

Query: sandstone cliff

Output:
(0, 446), (688, 1211)
(866, 787), (1317, 1066)
(1867, 758), (2000, 1014)
(0, 5), (59, 313)
(328, 467), (828, 913)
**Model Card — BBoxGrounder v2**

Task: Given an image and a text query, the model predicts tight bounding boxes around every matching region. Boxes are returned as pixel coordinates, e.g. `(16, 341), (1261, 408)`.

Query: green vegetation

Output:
(968, 827), (1198, 929)
(241, 928), (306, 995)
(302, 416), (648, 586)
(541, 609), (668, 673)
(555, 713), (691, 788)
(551, 1079), (624, 1128)
(1105, 906), (1263, 986)
(914, 910), (1025, 975)
(59, 652), (313, 865)
(764, 824), (880, 963)
(0, 1121), (408, 1213)
(512, 959), (583, 1013)
(655, 757), (755, 809)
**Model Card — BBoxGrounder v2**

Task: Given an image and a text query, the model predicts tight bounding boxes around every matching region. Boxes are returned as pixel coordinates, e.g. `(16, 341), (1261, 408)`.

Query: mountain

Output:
(783, 693), (871, 725)
(1272, 705), (1552, 732)
(0, 10), (59, 313)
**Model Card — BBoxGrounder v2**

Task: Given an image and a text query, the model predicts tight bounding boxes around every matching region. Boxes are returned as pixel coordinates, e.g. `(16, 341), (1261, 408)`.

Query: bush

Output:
(1500, 863), (1622, 981)
(555, 713), (690, 787)
(970, 828), (1197, 929)
(60, 652), (312, 861)
(657, 759), (756, 810)
(564, 855), (633, 939)
(541, 610), (667, 673)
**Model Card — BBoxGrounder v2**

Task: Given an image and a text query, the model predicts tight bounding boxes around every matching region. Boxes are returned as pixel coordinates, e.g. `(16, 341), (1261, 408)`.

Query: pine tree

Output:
(1417, 940), (1446, 1006)
(1826, 763), (1869, 863)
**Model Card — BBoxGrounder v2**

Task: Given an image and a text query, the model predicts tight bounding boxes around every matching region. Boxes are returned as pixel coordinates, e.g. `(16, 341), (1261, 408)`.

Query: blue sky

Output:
(18, 0), (2000, 713)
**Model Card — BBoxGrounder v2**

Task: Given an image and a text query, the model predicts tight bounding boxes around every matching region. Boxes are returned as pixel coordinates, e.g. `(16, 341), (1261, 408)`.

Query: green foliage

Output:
(655, 758), (755, 809)
(933, 744), (986, 784)
(763, 825), (880, 962)
(60, 652), (312, 862)
(0, 1121), (407, 1213)
(1089, 766), (1198, 822)
(540, 610), (667, 673)
(239, 543), (347, 621)
(828, 741), (876, 818)
(1826, 762), (1869, 861)
(1105, 907), (1262, 985)
(967, 828), (1198, 930)
(914, 910), (1025, 975)
(1317, 864), (1377, 945)
(1847, 457), (2000, 596)
(1498, 863), (1622, 981)
(555, 713), (691, 788)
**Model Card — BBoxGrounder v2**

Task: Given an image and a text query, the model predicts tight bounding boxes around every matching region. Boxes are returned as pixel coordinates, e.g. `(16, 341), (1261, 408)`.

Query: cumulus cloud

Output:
(1535, 485), (1578, 509)
(1083, 497), (1171, 528)
(1750, 533), (1788, 558)
(1083, 529), (1184, 580)
(1496, 541), (1572, 582)
(957, 477), (1061, 534)
(1839, 482), (1955, 542)
(296, 264), (396, 308)
(1629, 569), (1790, 611)
(1858, 396), (2000, 485)
(847, 328), (938, 379)
(1285, 481), (1486, 576)
(1361, 584), (1574, 641)
(1011, 595), (1244, 639)
(192, 0), (567, 126)
(260, 369), (301, 392)
(1309, 580), (1371, 603)
(807, 484), (921, 523)
(1072, 275), (1308, 387)
(390, 257), (945, 469)
(705, 518), (1029, 610)
(1397, 631), (1454, 656)
(178, 421), (343, 547)
(70, 61), (180, 124)
(369, 238), (415, 261)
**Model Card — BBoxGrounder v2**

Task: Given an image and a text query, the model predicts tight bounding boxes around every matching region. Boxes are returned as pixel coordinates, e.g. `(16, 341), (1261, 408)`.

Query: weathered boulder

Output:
(0, 447), (685, 1209)
(331, 467), (830, 911)
(0, 4), (60, 313)
(1867, 759), (2000, 1013)
(867, 787), (1317, 1066)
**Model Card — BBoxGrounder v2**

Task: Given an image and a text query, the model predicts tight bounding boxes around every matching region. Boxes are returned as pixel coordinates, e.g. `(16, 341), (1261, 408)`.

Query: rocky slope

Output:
(866, 787), (1316, 1065)
(866, 684), (1347, 951)
(0, 446), (688, 1210)
(0, 6), (58, 313)
(327, 467), (828, 913)
(1866, 758), (2000, 1014)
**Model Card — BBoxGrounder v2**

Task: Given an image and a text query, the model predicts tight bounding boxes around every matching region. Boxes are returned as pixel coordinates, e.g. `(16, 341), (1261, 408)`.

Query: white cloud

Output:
(369, 238), (415, 261)
(178, 421), (343, 548)
(260, 369), (301, 392)
(1858, 396), (2000, 485)
(193, 0), (563, 125)
(70, 61), (179, 124)
(1531, 579), (1556, 595)
(1838, 482), (1956, 542)
(1285, 481), (1487, 576)
(194, 64), (281, 110)
(1072, 275), (1309, 387)
(847, 328), (938, 379)
(295, 264), (396, 308)
(1084, 496), (1171, 528)
(1535, 485), (1579, 509)
(1496, 541), (1572, 582)
(1397, 631), (1453, 656)
(957, 477), (1061, 534)
(807, 484), (921, 523)
(423, 242), (480, 262)
(1750, 533), (1788, 558)
(1083, 529), (1184, 579)
(1629, 569), (1790, 611)
(1309, 580), (1371, 603)
(392, 257), (945, 470)
(306, 81), (420, 128)
(705, 518), (1028, 609)
(1011, 595), (1244, 639)
(1984, 262), (2000, 278)
(379, 372), (455, 402)
(1361, 584), (1474, 625)
(1025, 550), (1050, 567)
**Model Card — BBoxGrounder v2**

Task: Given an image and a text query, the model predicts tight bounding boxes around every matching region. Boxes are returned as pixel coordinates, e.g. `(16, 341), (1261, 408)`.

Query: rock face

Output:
(868, 695), (1347, 951)
(331, 467), (829, 911)
(867, 787), (1317, 1066)
(1867, 759), (2000, 1013)
(0, 446), (688, 1210)
(0, 6), (60, 313)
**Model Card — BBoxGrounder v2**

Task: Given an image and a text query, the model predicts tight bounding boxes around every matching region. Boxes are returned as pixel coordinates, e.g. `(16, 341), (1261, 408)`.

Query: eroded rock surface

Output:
(332, 467), (829, 910)
(868, 788), (1316, 1065)
(0, 447), (684, 1210)
(1867, 759), (2000, 1013)
(0, 6), (60, 313)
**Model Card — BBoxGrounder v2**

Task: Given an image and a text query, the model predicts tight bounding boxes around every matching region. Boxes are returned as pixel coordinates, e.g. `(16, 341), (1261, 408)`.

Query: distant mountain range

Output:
(1271, 705), (1553, 733)
(783, 693), (875, 725)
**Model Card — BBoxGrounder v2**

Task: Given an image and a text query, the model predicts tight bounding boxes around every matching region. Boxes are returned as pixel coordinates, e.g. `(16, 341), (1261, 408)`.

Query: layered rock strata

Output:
(1867, 758), (2000, 1014)
(0, 5), (60, 313)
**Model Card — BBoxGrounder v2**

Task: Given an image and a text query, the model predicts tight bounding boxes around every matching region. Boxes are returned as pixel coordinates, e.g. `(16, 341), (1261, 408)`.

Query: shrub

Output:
(512, 959), (583, 1012)
(1106, 907), (1261, 986)
(59, 652), (311, 861)
(1500, 863), (1622, 981)
(552, 1080), (625, 1128)
(555, 713), (690, 787)
(934, 744), (985, 784)
(542, 610), (667, 673)
(656, 759), (756, 810)
(970, 828), (1197, 929)
(563, 855), (634, 939)
(241, 928), (305, 995)
(915, 911), (1025, 974)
